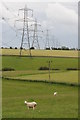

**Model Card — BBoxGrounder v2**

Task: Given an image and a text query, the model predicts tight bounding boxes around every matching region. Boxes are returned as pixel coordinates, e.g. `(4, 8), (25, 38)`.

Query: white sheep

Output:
(54, 92), (57, 96)
(24, 101), (37, 110)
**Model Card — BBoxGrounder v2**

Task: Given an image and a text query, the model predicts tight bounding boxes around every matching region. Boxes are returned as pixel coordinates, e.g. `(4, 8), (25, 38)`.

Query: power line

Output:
(2, 16), (17, 33)
(1, 2), (20, 34)
(2, 2), (18, 18)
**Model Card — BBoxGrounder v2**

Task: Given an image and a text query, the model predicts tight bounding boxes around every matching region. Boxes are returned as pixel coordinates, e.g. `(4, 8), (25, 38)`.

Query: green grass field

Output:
(1, 52), (78, 118)
(2, 56), (78, 70)
(10, 71), (78, 85)
(2, 79), (78, 118)
(2, 70), (78, 85)
(2, 56), (78, 85)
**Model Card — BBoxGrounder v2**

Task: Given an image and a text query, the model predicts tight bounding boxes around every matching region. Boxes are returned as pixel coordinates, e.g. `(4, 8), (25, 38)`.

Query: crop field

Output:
(0, 48), (79, 57)
(1, 50), (79, 118)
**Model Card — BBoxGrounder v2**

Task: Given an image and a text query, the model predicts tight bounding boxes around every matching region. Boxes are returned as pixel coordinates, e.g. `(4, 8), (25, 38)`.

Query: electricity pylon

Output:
(15, 5), (33, 56)
(45, 29), (50, 49)
(30, 19), (42, 49)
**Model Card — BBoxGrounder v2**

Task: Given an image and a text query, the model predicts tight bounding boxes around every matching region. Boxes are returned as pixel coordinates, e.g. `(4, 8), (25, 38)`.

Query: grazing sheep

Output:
(24, 101), (37, 110)
(54, 92), (57, 96)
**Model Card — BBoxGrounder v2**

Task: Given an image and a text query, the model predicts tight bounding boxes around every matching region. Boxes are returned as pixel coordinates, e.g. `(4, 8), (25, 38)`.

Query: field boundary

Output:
(0, 54), (79, 58)
(2, 77), (79, 87)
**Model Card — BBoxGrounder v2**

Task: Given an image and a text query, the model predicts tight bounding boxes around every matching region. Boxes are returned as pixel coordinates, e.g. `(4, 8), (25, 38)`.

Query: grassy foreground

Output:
(2, 79), (78, 118)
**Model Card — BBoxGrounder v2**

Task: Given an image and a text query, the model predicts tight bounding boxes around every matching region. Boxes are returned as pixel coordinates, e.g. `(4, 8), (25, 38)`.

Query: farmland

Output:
(2, 56), (78, 85)
(2, 56), (78, 70)
(0, 48), (78, 58)
(1, 50), (79, 118)
(1, 0), (79, 118)
(2, 79), (78, 118)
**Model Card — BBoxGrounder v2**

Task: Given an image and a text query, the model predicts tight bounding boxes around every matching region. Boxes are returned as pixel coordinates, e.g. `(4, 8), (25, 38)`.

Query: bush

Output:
(30, 47), (35, 49)
(70, 48), (75, 50)
(52, 68), (60, 70)
(45, 48), (50, 50)
(39, 67), (49, 70)
(15, 47), (17, 49)
(61, 46), (69, 50)
(20, 47), (23, 49)
(10, 47), (13, 49)
(51, 47), (58, 50)
(66, 68), (78, 71)
(2, 67), (15, 71)
(39, 67), (60, 71)
(57, 48), (62, 50)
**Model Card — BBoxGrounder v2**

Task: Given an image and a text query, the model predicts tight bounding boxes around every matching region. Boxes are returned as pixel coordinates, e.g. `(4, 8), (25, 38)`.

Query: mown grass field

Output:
(2, 56), (78, 85)
(2, 79), (78, 118)
(1, 50), (78, 118)
(0, 48), (78, 57)
(9, 71), (78, 85)
(2, 56), (78, 70)
(2, 70), (78, 85)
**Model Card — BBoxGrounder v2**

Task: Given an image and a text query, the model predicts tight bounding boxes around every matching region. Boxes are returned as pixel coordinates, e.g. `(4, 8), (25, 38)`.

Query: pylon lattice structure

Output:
(31, 19), (42, 49)
(16, 5), (33, 56)
(45, 30), (50, 49)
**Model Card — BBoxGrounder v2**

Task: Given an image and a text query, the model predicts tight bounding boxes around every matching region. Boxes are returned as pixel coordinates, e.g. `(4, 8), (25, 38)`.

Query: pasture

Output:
(2, 56), (78, 70)
(2, 56), (78, 85)
(2, 79), (78, 118)
(1, 50), (78, 118)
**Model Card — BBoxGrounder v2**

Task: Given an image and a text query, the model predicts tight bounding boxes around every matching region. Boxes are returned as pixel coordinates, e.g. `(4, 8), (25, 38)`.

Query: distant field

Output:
(2, 56), (78, 70)
(2, 56), (78, 85)
(0, 48), (78, 57)
(11, 71), (78, 85)
(2, 70), (78, 85)
(2, 79), (78, 118)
